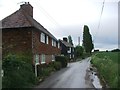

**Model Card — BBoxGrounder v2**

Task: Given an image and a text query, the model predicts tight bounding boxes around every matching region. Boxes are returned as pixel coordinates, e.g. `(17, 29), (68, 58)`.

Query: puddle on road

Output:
(85, 66), (102, 88)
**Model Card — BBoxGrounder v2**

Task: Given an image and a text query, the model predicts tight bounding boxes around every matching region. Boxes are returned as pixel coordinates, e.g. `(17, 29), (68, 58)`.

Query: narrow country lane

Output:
(35, 57), (94, 88)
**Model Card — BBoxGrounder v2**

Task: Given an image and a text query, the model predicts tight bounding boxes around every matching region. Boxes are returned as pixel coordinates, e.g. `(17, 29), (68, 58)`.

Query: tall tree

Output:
(83, 25), (94, 53)
(68, 35), (73, 45)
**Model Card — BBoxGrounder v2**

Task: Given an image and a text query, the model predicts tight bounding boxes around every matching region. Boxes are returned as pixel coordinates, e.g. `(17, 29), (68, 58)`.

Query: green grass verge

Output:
(91, 52), (119, 88)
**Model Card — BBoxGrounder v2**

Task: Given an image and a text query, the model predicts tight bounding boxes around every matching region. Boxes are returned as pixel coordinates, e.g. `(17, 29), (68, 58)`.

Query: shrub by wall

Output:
(2, 54), (37, 88)
(49, 61), (62, 70)
(55, 56), (68, 68)
(37, 61), (62, 77)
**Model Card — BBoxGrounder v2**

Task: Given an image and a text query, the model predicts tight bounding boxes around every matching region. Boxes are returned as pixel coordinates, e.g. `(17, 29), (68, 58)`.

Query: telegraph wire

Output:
(93, 0), (105, 49)
(34, 0), (64, 30)
(33, 2), (57, 28)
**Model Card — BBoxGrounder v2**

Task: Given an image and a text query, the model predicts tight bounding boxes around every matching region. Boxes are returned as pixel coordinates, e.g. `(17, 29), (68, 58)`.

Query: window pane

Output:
(46, 36), (49, 44)
(52, 39), (56, 47)
(52, 55), (55, 61)
(54, 41), (56, 47)
(41, 54), (45, 64)
(58, 42), (60, 48)
(34, 54), (39, 65)
(41, 33), (45, 43)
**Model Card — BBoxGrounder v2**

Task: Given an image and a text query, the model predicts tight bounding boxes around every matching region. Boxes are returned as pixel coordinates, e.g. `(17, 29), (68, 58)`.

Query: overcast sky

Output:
(0, 0), (119, 51)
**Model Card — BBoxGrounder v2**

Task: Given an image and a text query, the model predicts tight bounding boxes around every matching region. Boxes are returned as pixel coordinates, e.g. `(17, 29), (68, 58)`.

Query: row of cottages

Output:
(1, 2), (61, 65)
(59, 38), (74, 60)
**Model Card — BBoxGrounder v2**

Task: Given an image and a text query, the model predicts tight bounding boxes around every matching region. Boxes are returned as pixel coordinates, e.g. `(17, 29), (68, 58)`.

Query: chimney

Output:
(20, 2), (33, 17)
(63, 37), (68, 42)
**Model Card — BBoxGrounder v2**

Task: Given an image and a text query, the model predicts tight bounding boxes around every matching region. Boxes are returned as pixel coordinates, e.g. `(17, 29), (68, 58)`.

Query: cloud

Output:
(95, 42), (118, 51)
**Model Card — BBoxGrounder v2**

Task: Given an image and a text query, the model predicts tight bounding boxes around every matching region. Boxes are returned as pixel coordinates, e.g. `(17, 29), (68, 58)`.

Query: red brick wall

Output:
(2, 27), (32, 55)
(2, 27), (61, 64)
(32, 29), (61, 63)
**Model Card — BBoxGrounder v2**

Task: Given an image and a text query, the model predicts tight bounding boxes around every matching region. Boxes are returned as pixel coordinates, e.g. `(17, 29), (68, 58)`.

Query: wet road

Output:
(35, 58), (94, 88)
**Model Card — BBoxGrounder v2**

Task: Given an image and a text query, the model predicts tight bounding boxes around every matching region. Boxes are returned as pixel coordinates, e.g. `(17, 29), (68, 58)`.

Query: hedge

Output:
(2, 54), (37, 88)
(55, 56), (68, 68)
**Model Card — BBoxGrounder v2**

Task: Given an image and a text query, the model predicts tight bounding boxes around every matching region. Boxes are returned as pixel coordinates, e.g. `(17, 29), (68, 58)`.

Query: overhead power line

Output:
(34, 0), (64, 30)
(98, 0), (105, 31)
(93, 0), (105, 47)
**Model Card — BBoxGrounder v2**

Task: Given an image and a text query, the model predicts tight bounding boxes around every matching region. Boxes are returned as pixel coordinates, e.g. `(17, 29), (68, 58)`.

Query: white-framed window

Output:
(68, 47), (71, 53)
(1, 69), (4, 77)
(52, 39), (56, 47)
(70, 54), (71, 59)
(41, 54), (46, 64)
(41, 33), (45, 43)
(46, 36), (49, 44)
(73, 54), (74, 58)
(34, 54), (40, 65)
(61, 54), (64, 56)
(52, 55), (55, 61)
(73, 48), (74, 52)
(58, 42), (60, 48)
(54, 41), (56, 47)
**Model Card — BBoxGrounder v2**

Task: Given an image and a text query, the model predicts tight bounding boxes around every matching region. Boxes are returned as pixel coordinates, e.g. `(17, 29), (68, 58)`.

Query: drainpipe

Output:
(35, 63), (37, 77)
(32, 30), (37, 77)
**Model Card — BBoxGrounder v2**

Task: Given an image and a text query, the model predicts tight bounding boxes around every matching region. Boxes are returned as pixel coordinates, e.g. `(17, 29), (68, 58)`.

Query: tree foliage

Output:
(68, 35), (73, 45)
(111, 49), (120, 52)
(75, 45), (84, 57)
(83, 25), (94, 53)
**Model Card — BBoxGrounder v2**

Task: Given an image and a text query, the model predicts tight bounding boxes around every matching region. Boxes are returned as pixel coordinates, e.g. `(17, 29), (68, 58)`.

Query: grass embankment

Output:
(91, 52), (119, 88)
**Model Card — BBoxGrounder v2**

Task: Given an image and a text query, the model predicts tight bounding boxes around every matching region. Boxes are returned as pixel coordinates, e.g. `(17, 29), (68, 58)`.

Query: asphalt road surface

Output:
(35, 57), (94, 88)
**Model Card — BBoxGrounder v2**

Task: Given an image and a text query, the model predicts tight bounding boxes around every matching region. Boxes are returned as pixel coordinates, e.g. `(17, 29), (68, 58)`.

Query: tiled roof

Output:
(1, 5), (57, 40)
(2, 10), (32, 28)
(59, 40), (73, 47)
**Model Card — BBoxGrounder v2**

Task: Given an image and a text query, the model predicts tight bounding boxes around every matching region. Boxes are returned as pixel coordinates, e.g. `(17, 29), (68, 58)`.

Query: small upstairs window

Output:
(41, 33), (45, 43)
(46, 36), (49, 44)
(58, 42), (60, 48)
(52, 39), (56, 47)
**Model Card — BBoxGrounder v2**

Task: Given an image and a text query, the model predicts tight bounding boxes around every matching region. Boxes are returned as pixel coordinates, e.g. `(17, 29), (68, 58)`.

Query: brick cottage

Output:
(1, 2), (61, 65)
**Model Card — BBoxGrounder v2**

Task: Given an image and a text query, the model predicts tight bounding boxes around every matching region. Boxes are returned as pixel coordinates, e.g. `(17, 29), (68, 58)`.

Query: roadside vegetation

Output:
(2, 54), (68, 88)
(2, 54), (37, 88)
(37, 56), (68, 83)
(91, 51), (119, 88)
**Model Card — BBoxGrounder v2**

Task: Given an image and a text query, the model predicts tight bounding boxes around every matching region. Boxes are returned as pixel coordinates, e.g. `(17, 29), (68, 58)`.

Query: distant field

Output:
(91, 52), (119, 88)
(95, 52), (119, 63)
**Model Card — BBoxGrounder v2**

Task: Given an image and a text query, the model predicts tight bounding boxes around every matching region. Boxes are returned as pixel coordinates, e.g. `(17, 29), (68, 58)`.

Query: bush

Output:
(37, 63), (54, 78)
(2, 54), (37, 88)
(52, 61), (62, 70)
(55, 56), (68, 68)
(37, 61), (62, 78)
(40, 67), (53, 76)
